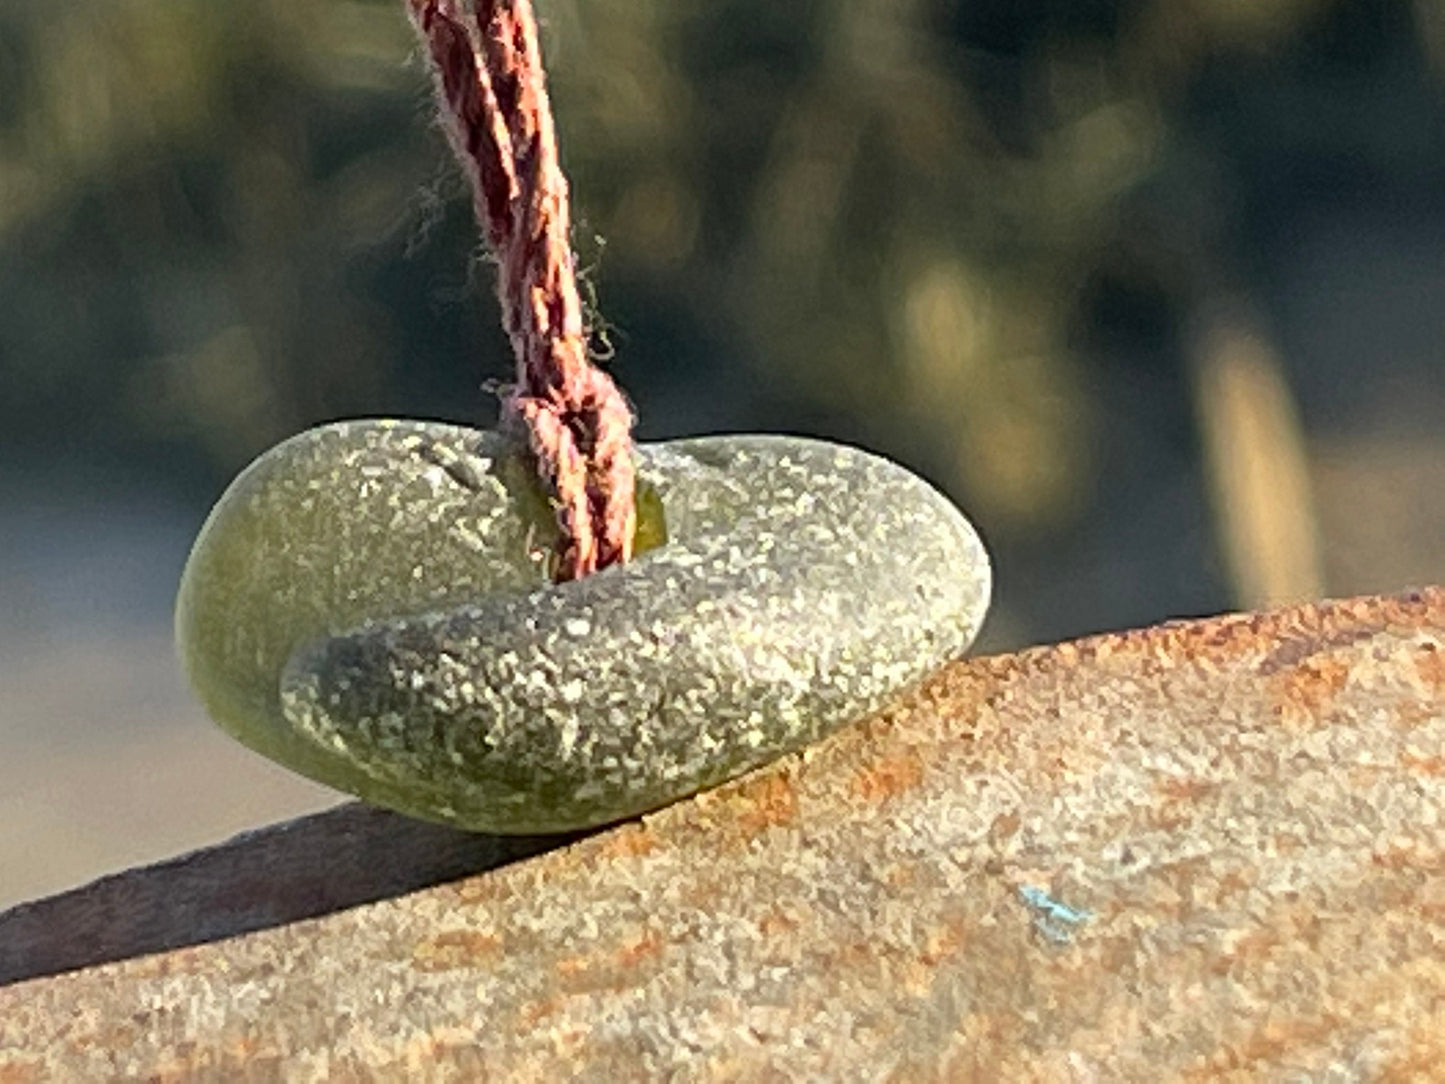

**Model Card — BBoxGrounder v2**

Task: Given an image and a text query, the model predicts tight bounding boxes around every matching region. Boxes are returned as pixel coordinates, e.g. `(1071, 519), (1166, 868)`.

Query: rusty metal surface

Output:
(1, 589), (1441, 1081)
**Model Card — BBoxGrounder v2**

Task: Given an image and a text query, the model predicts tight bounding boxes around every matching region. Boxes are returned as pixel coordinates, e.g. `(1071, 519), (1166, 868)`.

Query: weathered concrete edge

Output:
(0, 587), (1440, 1080)
(1, 587), (1437, 993)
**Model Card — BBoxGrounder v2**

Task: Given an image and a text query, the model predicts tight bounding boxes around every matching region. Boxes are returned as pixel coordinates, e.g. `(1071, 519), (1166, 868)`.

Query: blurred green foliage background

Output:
(1, 0), (1442, 903)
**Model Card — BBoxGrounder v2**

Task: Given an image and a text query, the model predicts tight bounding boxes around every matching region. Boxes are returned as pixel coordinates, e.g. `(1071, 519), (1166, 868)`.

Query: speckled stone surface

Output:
(175, 420), (991, 832)
(2, 590), (1442, 1080)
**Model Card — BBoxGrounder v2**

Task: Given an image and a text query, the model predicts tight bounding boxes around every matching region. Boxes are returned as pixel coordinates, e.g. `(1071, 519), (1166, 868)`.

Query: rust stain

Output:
(1208, 930), (1277, 982)
(730, 773), (799, 840)
(1399, 752), (1445, 777)
(1272, 831), (1305, 855)
(553, 952), (592, 978)
(125, 944), (210, 981)
(1184, 1013), (1343, 1080)
(757, 906), (800, 940)
(0, 1062), (44, 1084)
(1372, 839), (1445, 874)
(615, 932), (664, 969)
(553, 928), (664, 994)
(410, 929), (503, 972)
(1212, 865), (1258, 905)
(1414, 639), (1445, 692)
(851, 750), (925, 804)
(1391, 698), (1437, 731)
(884, 863), (918, 890)
(1377, 1013), (1445, 1083)
(595, 823), (660, 860)
(1154, 776), (1220, 803)
(515, 996), (564, 1030)
(936, 589), (1441, 708)
(987, 811), (1022, 846)
(1417, 886), (1445, 922)
(220, 1030), (272, 1066)
(949, 1011), (1031, 1076)
(1149, 800), (1194, 832)
(1190, 615), (1272, 665)
(1141, 855), (1216, 920)
(450, 875), (514, 905)
(918, 917), (967, 967)
(1258, 626), (1373, 675)
(145, 1044), (213, 1084)
(1268, 655), (1352, 726)
(812, 937), (885, 978)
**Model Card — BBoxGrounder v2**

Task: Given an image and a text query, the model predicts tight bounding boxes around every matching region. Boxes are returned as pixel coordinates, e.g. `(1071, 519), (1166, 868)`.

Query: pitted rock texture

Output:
(175, 420), (991, 832)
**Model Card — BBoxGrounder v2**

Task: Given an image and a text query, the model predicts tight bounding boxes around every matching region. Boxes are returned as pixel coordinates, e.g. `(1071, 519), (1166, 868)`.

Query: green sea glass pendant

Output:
(176, 420), (991, 833)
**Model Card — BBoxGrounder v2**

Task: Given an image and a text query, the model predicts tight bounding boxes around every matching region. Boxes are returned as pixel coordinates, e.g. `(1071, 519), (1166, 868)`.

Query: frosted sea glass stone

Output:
(176, 420), (990, 833)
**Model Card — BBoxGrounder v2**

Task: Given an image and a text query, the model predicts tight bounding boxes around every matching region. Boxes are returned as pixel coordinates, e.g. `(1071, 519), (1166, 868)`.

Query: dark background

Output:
(1, 0), (1441, 906)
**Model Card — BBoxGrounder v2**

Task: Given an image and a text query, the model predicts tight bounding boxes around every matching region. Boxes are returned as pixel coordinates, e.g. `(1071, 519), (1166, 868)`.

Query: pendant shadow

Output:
(0, 802), (589, 987)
